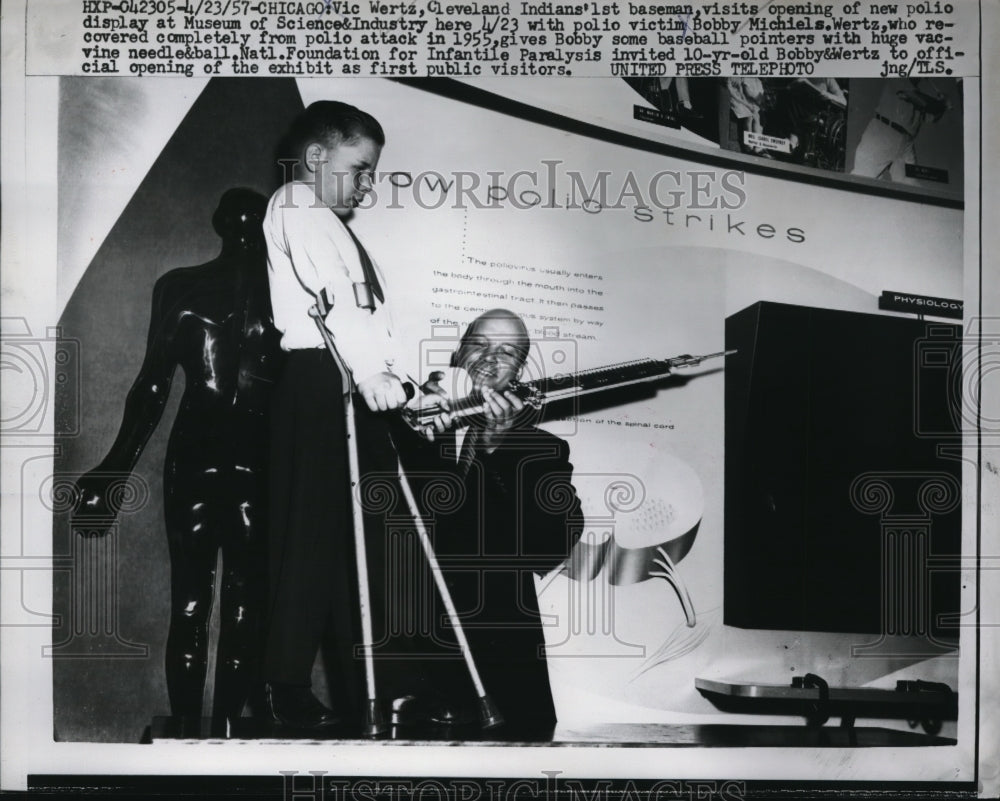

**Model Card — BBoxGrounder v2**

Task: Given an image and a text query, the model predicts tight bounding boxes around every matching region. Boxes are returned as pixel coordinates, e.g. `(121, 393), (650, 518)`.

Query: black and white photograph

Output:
(1, 2), (997, 799)
(720, 77), (850, 169)
(846, 77), (964, 191)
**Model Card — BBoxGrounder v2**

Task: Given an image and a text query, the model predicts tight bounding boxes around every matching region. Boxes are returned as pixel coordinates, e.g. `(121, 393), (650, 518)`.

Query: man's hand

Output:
(480, 385), (524, 453)
(358, 371), (408, 412)
(412, 371), (452, 441)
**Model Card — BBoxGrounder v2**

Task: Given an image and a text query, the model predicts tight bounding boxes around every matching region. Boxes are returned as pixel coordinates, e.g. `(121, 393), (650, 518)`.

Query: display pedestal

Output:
(149, 717), (955, 747)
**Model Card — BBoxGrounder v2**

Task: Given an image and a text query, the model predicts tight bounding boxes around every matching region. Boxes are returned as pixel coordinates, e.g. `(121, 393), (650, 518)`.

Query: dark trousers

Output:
(426, 570), (558, 736)
(263, 349), (405, 717)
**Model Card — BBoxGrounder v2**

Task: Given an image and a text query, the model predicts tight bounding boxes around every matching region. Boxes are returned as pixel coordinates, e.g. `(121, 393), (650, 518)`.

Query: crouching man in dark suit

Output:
(398, 309), (584, 738)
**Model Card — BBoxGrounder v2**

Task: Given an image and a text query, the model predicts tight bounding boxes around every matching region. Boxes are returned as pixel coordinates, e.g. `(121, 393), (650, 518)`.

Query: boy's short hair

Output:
(281, 101), (385, 163)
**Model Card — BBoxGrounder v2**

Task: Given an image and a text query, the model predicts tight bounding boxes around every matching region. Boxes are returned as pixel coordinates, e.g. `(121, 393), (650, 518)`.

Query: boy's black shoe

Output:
(390, 694), (473, 728)
(265, 683), (342, 729)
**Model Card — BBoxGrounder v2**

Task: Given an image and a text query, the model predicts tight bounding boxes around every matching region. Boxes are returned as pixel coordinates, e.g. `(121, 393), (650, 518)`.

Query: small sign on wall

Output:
(744, 131), (792, 154)
(879, 290), (963, 320)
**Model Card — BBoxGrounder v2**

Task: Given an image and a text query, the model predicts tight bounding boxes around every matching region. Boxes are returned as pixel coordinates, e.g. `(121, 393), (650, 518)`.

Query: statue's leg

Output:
(213, 473), (266, 721)
(164, 487), (220, 720)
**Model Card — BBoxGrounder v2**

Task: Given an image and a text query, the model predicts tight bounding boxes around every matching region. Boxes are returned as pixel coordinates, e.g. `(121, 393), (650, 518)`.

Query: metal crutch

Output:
(392, 459), (504, 730)
(311, 293), (503, 730)
(308, 292), (387, 737)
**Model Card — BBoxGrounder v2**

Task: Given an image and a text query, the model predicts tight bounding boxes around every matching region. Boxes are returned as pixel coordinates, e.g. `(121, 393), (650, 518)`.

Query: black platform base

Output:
(150, 715), (555, 743)
(150, 717), (956, 747)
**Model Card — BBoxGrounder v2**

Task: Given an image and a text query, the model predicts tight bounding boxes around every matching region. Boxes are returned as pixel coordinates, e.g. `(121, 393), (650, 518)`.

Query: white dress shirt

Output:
(263, 180), (405, 383)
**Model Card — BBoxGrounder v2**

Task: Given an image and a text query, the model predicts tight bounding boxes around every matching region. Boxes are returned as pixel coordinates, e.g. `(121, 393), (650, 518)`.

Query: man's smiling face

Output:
(454, 310), (530, 393)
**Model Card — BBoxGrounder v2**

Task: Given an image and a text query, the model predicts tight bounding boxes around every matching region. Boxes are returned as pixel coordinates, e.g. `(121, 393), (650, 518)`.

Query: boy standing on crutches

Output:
(260, 101), (410, 733)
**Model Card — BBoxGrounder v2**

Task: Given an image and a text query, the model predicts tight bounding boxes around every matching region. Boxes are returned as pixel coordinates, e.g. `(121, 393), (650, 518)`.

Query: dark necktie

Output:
(457, 425), (483, 478)
(344, 224), (385, 304)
